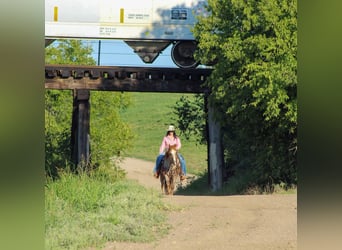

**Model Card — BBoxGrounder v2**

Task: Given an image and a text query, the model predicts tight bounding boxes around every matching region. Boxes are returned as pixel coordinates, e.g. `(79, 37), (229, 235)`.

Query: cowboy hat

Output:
(167, 125), (175, 132)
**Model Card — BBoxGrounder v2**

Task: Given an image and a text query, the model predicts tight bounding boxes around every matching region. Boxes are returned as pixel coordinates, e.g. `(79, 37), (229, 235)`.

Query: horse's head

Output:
(165, 145), (178, 165)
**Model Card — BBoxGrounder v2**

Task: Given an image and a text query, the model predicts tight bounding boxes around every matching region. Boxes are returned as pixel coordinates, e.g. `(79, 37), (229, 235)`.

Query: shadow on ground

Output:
(175, 172), (231, 196)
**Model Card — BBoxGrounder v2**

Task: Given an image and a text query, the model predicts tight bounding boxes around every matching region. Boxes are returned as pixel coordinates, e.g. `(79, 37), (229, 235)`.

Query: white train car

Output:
(45, 0), (208, 68)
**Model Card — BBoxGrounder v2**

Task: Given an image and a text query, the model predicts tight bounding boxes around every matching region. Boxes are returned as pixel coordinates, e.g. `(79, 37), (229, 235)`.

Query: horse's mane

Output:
(168, 145), (178, 151)
(165, 145), (178, 157)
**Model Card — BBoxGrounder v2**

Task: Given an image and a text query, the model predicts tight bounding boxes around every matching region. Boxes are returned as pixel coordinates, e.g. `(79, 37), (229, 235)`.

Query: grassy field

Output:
(45, 166), (178, 250)
(120, 92), (208, 175)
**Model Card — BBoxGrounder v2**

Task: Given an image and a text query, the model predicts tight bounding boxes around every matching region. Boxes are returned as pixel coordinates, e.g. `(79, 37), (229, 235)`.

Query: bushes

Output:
(45, 165), (171, 249)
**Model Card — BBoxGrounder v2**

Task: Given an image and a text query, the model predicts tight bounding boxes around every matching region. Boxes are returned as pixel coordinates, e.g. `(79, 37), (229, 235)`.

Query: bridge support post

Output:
(71, 89), (90, 170)
(207, 100), (224, 191)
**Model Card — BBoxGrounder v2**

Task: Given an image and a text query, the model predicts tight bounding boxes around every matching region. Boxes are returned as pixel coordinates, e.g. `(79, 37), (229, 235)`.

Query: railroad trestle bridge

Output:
(45, 65), (223, 190)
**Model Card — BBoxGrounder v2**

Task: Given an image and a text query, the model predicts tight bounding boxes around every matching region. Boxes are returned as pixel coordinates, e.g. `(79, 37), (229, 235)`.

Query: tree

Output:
(186, 0), (297, 190)
(45, 40), (133, 176)
(174, 94), (207, 145)
(90, 91), (133, 166)
(45, 40), (95, 65)
(45, 89), (73, 176)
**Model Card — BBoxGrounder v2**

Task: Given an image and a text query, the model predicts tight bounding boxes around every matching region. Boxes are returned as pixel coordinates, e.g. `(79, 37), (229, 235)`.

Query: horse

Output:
(159, 145), (181, 195)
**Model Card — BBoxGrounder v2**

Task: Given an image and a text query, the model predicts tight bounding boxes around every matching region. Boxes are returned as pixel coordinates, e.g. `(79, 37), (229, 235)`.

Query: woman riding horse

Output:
(153, 125), (187, 181)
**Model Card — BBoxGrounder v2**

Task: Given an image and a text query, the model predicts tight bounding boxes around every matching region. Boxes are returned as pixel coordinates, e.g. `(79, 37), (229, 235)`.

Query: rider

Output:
(153, 125), (187, 181)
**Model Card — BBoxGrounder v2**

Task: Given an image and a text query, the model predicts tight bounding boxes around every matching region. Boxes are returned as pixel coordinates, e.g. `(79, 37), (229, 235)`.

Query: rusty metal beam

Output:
(45, 65), (212, 93)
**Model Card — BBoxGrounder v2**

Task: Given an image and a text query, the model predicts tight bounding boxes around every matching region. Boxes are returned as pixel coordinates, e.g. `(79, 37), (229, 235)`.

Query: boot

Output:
(154, 168), (160, 178)
(180, 174), (186, 181)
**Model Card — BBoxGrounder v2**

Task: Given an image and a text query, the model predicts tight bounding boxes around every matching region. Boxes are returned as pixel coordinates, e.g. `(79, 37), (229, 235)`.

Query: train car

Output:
(45, 0), (209, 68)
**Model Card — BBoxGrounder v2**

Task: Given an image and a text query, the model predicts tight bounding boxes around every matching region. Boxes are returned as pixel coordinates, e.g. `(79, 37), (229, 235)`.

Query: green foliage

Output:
(45, 166), (172, 249)
(45, 40), (134, 176)
(45, 40), (96, 65)
(90, 91), (134, 165)
(191, 0), (297, 187)
(45, 90), (73, 176)
(174, 94), (207, 145)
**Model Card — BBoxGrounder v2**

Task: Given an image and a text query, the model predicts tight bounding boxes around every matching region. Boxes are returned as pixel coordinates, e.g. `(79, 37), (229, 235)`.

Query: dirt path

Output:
(104, 158), (297, 250)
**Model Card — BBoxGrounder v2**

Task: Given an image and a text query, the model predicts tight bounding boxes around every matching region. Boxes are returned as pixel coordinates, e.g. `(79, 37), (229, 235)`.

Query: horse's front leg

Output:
(160, 175), (164, 194)
(163, 174), (170, 195)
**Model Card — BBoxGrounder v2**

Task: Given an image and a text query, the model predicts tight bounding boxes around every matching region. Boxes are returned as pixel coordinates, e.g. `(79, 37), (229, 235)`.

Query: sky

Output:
(84, 39), (178, 68)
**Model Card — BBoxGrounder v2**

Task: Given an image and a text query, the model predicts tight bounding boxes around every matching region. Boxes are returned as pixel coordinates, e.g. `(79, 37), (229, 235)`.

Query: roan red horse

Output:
(159, 145), (181, 195)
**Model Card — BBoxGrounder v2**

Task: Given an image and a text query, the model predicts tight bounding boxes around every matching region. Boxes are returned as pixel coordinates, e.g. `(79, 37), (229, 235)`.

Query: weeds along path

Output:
(104, 158), (297, 250)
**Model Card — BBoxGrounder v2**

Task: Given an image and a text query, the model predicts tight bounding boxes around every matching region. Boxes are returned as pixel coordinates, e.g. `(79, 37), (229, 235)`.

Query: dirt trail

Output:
(104, 158), (297, 250)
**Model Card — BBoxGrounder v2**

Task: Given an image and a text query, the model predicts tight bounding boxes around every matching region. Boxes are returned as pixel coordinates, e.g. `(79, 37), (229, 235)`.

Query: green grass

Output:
(120, 92), (207, 174)
(45, 92), (208, 249)
(45, 166), (175, 250)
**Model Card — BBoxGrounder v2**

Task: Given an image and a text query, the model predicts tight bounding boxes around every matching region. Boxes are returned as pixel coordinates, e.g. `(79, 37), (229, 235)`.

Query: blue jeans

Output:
(153, 153), (187, 175)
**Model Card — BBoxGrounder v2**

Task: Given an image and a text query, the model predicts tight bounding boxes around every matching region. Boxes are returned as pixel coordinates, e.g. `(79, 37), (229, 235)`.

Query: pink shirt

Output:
(159, 136), (181, 154)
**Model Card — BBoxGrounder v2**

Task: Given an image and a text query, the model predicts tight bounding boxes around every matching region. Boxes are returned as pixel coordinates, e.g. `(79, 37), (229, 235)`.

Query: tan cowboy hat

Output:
(167, 125), (175, 132)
